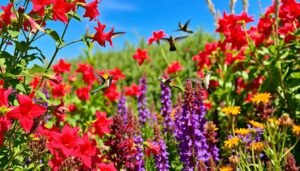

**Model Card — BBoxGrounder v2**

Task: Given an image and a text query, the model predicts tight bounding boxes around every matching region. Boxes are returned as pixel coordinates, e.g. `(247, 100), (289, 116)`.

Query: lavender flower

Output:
(175, 81), (209, 170)
(160, 82), (173, 132)
(134, 135), (145, 171)
(138, 76), (151, 125)
(117, 95), (127, 121)
(154, 139), (170, 171)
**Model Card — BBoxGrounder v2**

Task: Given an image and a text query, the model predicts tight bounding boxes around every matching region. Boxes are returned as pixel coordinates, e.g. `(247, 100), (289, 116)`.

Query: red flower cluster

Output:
(216, 12), (254, 49)
(192, 42), (216, 69)
(133, 48), (150, 65)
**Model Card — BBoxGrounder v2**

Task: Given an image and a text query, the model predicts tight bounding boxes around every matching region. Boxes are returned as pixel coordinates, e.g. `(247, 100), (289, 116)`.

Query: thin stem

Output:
(60, 39), (83, 50)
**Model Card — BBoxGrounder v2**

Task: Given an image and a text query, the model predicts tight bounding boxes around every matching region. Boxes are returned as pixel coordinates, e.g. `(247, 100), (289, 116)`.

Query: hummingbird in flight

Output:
(161, 35), (188, 51)
(176, 19), (193, 34)
(187, 71), (213, 94)
(112, 32), (126, 39)
(158, 75), (183, 91)
(91, 71), (114, 95)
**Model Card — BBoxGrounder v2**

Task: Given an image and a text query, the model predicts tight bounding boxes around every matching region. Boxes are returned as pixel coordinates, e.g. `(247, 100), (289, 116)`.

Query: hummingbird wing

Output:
(161, 38), (170, 42)
(183, 19), (191, 29)
(112, 32), (126, 39)
(178, 22), (182, 28)
(187, 78), (203, 84)
(93, 71), (105, 84)
(174, 36), (188, 42)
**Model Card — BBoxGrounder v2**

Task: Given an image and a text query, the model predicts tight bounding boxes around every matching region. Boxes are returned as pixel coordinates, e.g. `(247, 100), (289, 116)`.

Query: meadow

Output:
(0, 0), (299, 170)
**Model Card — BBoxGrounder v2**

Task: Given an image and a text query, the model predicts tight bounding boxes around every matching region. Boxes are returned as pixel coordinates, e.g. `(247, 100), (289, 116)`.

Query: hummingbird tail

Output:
(170, 46), (176, 51)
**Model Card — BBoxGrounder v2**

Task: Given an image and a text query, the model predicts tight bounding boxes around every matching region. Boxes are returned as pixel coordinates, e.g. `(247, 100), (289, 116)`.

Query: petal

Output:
(30, 104), (47, 118)
(19, 118), (33, 132)
(17, 94), (32, 105)
(6, 106), (21, 119)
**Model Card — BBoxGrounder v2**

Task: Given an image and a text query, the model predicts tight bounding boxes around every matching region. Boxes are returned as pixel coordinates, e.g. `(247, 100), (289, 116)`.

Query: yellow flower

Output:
(224, 137), (240, 149)
(292, 125), (300, 137)
(249, 141), (264, 152)
(234, 128), (251, 136)
(251, 92), (271, 104)
(268, 118), (280, 125)
(219, 165), (233, 171)
(249, 120), (264, 129)
(221, 106), (241, 116)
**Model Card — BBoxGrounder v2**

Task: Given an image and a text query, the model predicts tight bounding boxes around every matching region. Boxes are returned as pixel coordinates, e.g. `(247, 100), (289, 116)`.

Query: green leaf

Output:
(68, 11), (81, 21)
(45, 29), (64, 45)
(7, 29), (20, 38)
(36, 90), (50, 103)
(15, 84), (27, 93)
(28, 64), (45, 74)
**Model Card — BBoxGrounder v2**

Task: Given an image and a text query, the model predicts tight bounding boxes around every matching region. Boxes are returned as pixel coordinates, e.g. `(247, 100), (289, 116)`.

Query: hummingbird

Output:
(158, 75), (183, 91)
(112, 32), (126, 39)
(187, 71), (213, 94)
(176, 19), (194, 34)
(161, 35), (188, 51)
(91, 71), (114, 95)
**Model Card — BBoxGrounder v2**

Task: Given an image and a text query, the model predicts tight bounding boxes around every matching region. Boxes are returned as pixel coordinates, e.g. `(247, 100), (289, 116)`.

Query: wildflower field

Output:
(0, 0), (299, 170)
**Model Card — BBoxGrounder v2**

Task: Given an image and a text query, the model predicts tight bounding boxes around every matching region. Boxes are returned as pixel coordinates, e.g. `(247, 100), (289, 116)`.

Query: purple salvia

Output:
(204, 121), (220, 162)
(117, 95), (127, 121)
(154, 139), (170, 171)
(160, 82), (173, 132)
(175, 81), (209, 171)
(134, 135), (145, 171)
(137, 76), (151, 125)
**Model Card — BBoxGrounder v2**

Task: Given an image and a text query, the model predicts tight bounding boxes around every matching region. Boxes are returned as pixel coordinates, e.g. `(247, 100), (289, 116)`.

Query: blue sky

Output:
(1, 0), (273, 62)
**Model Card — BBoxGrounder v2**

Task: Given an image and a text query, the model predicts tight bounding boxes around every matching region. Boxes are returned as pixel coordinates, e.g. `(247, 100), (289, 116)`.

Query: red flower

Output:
(166, 61), (183, 74)
(0, 3), (13, 28)
(0, 116), (11, 146)
(104, 84), (119, 102)
(97, 163), (117, 171)
(68, 74), (77, 82)
(6, 94), (47, 132)
(76, 63), (96, 85)
(148, 30), (166, 45)
(0, 87), (11, 108)
(192, 42), (216, 69)
(224, 50), (246, 65)
(31, 0), (54, 13)
(52, 0), (74, 23)
(125, 83), (140, 97)
(93, 111), (112, 137)
(108, 67), (126, 81)
(51, 83), (67, 98)
(48, 124), (80, 157)
(133, 48), (150, 65)
(83, 0), (100, 21)
(75, 134), (97, 168)
(236, 77), (245, 94)
(52, 59), (71, 74)
(93, 21), (114, 47)
(145, 141), (160, 156)
(76, 86), (91, 101)
(216, 12), (254, 49)
(68, 104), (76, 113)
